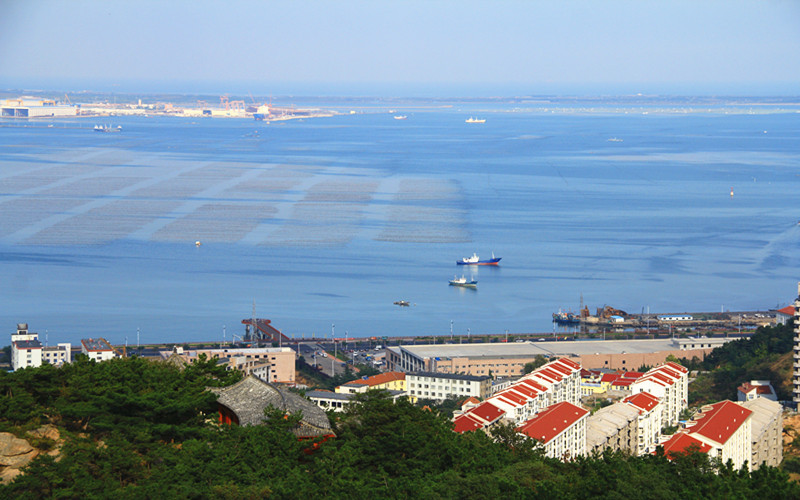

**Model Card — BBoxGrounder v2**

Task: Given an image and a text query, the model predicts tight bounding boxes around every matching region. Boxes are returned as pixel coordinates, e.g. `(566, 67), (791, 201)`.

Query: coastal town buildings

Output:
(406, 372), (492, 402)
(386, 339), (727, 374)
(739, 397), (783, 469)
(517, 401), (589, 460)
(585, 402), (640, 455)
(623, 391), (664, 455)
(335, 371), (406, 394)
(10, 324), (71, 371)
(80, 338), (119, 362)
(629, 362), (688, 427)
(168, 346), (296, 384)
(737, 380), (778, 402)
(661, 400), (752, 471)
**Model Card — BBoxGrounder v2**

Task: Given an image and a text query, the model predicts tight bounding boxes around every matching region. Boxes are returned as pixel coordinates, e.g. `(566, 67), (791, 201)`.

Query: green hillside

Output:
(1, 355), (797, 498)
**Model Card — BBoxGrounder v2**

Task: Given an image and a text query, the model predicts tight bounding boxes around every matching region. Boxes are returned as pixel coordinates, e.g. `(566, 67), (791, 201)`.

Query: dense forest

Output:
(681, 322), (794, 404)
(1, 354), (798, 498)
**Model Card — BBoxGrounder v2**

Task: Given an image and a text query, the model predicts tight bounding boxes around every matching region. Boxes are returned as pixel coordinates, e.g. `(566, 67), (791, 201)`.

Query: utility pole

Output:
(137, 327), (140, 349)
(450, 320), (454, 340)
(332, 323), (336, 376)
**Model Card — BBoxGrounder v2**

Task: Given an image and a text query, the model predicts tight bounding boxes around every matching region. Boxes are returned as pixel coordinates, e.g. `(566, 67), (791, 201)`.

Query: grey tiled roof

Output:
(210, 375), (334, 438)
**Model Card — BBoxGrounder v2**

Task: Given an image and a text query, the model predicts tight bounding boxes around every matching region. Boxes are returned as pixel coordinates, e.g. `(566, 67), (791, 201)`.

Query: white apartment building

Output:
(662, 400), (752, 471)
(629, 362), (688, 427)
(406, 372), (492, 402)
(486, 379), (548, 424)
(517, 401), (589, 460)
(11, 323), (71, 371)
(623, 391), (664, 455)
(519, 357), (582, 406)
(80, 338), (119, 362)
(739, 397), (783, 470)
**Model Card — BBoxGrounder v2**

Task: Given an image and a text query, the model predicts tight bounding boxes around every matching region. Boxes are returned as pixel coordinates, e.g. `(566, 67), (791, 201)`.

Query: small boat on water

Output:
(394, 115), (408, 120)
(94, 124), (121, 133)
(393, 300), (410, 307)
(449, 275), (477, 288)
(465, 117), (486, 123)
(456, 252), (501, 266)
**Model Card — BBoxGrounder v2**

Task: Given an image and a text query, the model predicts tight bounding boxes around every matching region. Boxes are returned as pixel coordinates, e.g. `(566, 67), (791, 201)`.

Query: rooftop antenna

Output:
(223, 325), (226, 346)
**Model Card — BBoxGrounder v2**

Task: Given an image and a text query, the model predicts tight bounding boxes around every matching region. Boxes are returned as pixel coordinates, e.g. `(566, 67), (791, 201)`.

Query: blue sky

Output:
(1, 0), (798, 96)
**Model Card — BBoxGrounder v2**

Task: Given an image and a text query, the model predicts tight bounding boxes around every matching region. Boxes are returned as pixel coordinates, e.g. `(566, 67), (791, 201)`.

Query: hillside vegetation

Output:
(1, 356), (798, 498)
(682, 322), (794, 404)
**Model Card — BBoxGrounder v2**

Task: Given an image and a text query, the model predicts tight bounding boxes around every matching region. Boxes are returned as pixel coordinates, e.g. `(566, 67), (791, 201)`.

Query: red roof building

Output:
(517, 401), (589, 459)
(661, 433), (713, 458)
(661, 400), (753, 471)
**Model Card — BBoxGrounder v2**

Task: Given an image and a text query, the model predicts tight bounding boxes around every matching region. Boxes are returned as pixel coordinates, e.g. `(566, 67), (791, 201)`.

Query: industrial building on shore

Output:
(2, 98), (77, 118)
(386, 336), (737, 376)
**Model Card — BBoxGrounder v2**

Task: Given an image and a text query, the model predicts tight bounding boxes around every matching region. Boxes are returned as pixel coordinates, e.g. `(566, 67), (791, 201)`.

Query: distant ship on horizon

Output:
(465, 117), (486, 123)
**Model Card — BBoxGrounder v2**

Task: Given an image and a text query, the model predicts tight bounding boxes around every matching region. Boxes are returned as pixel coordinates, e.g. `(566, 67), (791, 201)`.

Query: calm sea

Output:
(2, 98), (799, 345)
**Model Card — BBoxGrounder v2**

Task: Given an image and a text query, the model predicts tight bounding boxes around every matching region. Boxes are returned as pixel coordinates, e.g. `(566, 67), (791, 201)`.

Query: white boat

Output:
(449, 275), (477, 288)
(465, 117), (486, 124)
(394, 115), (407, 120)
(94, 124), (121, 133)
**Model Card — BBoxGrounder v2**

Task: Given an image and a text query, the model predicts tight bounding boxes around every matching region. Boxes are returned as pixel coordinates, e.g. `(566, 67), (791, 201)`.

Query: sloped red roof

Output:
(516, 378), (548, 393)
(555, 357), (581, 369)
(460, 396), (481, 408)
(508, 384), (539, 399)
(495, 389), (527, 405)
(654, 366), (680, 379)
(535, 368), (564, 382)
(601, 373), (619, 383)
(342, 371), (405, 387)
(547, 361), (574, 376)
(663, 362), (688, 374)
(453, 413), (484, 433)
(623, 391), (660, 413)
(777, 305), (795, 316)
(661, 432), (713, 458)
(516, 402), (589, 445)
(469, 401), (505, 423)
(621, 371), (644, 379)
(688, 400), (752, 446)
(611, 379), (633, 387)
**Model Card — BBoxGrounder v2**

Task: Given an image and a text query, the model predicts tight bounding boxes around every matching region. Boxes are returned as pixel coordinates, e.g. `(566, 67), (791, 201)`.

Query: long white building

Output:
(629, 362), (688, 427)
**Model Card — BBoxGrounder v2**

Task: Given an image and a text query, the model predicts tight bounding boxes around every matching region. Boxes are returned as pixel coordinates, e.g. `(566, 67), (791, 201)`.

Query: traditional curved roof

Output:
(209, 375), (334, 438)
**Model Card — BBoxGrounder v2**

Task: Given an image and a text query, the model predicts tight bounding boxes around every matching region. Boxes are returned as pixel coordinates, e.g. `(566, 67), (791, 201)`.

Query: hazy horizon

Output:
(2, 1), (798, 98)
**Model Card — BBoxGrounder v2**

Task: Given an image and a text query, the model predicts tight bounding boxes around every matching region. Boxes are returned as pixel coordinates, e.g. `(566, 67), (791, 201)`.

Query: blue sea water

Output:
(1, 100), (799, 345)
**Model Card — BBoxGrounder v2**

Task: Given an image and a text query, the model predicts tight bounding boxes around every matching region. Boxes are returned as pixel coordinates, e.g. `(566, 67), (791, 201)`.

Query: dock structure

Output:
(241, 318), (291, 344)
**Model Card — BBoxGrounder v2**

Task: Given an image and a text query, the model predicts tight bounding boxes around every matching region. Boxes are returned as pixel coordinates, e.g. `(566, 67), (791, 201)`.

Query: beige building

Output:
(739, 397), (783, 469)
(183, 347), (296, 384)
(386, 340), (721, 376)
(335, 372), (405, 394)
(585, 402), (640, 455)
(406, 372), (492, 402)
